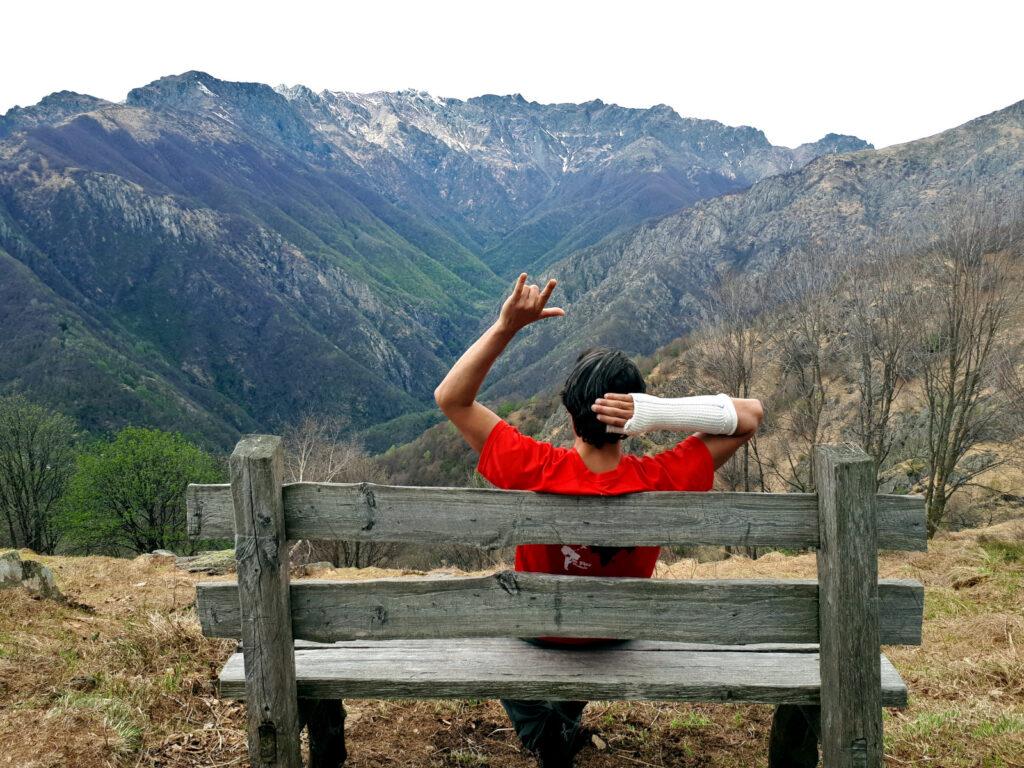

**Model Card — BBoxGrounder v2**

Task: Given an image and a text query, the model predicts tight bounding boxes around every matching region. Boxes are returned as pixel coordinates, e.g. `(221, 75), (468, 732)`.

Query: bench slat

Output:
(217, 638), (909, 706)
(291, 639), (824, 653)
(187, 482), (926, 551)
(197, 573), (924, 645)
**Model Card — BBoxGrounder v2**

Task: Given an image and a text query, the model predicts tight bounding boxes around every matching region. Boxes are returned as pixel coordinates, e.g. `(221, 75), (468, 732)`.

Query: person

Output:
(434, 273), (766, 767)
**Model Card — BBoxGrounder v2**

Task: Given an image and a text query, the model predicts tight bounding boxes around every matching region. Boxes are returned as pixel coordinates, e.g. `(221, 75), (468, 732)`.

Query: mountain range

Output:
(0, 70), (874, 446)
(486, 98), (1024, 399)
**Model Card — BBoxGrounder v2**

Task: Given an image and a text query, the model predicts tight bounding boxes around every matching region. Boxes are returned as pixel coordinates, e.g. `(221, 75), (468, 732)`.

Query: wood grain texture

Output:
(815, 445), (884, 768)
(229, 435), (301, 768)
(217, 638), (909, 706)
(186, 482), (927, 551)
(197, 572), (924, 645)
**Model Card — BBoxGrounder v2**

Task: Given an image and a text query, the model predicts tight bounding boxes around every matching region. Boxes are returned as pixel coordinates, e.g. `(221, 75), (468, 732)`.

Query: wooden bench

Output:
(187, 435), (926, 767)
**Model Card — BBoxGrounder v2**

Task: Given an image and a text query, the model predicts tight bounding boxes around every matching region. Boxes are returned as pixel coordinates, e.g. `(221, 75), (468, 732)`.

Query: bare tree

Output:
(0, 395), (76, 553)
(283, 416), (393, 568)
(760, 245), (844, 492)
(996, 344), (1024, 432)
(915, 202), (1022, 535)
(695, 273), (766, 492)
(842, 236), (920, 481)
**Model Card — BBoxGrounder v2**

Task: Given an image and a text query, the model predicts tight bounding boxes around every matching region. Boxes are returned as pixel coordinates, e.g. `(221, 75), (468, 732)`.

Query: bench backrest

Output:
(188, 436), (925, 647)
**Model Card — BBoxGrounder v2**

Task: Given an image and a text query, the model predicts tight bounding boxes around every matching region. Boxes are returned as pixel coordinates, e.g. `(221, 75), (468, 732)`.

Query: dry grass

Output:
(1, 526), (1022, 768)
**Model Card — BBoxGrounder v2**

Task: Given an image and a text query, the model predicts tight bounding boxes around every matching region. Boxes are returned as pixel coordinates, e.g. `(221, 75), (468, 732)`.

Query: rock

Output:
(20, 559), (65, 601)
(0, 551), (65, 601)
(136, 550), (176, 566)
(175, 549), (236, 574)
(0, 550), (21, 586)
(294, 561), (334, 577)
(68, 674), (99, 692)
(290, 540), (339, 569)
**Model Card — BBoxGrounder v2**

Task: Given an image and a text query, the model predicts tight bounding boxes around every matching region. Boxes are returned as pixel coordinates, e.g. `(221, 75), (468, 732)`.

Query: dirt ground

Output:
(1, 522), (1022, 767)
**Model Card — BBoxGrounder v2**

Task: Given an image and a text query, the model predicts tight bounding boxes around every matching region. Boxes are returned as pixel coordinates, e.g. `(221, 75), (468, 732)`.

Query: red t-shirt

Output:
(476, 420), (715, 643)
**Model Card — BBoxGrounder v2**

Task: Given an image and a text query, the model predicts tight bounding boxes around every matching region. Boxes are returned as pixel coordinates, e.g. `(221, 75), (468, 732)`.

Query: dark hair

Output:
(560, 347), (646, 448)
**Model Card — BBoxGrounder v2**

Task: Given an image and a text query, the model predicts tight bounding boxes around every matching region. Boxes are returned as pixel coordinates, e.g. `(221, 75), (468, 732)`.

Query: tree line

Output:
(0, 400), (222, 555)
(0, 403), (392, 564)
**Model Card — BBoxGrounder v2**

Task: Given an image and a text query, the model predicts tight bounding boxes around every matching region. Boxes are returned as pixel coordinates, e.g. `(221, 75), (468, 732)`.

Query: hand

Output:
(591, 393), (634, 429)
(496, 273), (565, 334)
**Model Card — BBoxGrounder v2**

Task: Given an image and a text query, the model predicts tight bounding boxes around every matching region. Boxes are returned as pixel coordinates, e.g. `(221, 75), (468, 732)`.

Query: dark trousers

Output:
(501, 638), (630, 760)
(503, 639), (822, 766)
(768, 704), (822, 768)
(500, 698), (588, 758)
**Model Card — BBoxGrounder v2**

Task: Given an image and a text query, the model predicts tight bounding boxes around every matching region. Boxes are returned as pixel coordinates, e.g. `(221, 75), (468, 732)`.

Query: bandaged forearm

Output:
(608, 392), (738, 436)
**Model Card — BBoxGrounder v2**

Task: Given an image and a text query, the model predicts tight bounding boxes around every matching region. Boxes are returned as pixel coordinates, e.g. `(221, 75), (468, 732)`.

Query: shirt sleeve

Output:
(476, 420), (556, 490)
(637, 435), (715, 492)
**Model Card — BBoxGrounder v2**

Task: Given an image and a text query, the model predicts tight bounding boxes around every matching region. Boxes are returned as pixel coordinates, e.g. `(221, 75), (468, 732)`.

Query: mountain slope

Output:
(0, 79), (499, 444)
(485, 98), (1024, 398)
(0, 71), (870, 445)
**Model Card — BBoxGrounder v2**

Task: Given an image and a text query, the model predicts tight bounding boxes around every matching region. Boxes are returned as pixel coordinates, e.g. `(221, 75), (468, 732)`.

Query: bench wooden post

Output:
(814, 445), (882, 768)
(230, 435), (302, 767)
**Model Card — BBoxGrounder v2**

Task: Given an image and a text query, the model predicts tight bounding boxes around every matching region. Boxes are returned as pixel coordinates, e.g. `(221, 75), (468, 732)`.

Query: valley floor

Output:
(1, 522), (1022, 767)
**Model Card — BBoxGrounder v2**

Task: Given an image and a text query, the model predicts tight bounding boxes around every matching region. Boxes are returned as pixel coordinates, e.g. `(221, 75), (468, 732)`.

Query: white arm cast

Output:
(607, 392), (738, 436)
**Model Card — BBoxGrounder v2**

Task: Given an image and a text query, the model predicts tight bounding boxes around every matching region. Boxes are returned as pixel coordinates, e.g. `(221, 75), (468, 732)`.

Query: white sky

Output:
(3, 0), (1022, 149)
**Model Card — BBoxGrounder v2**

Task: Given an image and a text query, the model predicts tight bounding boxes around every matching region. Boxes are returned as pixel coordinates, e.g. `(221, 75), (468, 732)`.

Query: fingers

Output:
(591, 401), (633, 427)
(601, 393), (634, 404)
(595, 412), (629, 428)
(539, 278), (557, 305)
(512, 273), (527, 299)
(512, 275), (563, 322)
(592, 404), (632, 420)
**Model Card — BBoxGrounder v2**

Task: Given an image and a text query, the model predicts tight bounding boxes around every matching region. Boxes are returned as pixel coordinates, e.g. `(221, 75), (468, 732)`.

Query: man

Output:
(434, 273), (765, 766)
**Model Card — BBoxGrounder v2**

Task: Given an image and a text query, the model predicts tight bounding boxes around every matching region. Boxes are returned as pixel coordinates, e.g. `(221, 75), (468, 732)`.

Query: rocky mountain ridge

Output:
(0, 71), (868, 446)
(485, 97), (1024, 398)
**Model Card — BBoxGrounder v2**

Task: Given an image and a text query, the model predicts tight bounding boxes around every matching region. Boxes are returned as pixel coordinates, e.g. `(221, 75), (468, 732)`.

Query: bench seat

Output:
(219, 638), (909, 707)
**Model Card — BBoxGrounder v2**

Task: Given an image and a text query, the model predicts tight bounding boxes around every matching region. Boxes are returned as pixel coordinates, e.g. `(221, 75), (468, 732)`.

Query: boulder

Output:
(0, 550), (65, 601)
(0, 550), (21, 586)
(136, 549), (177, 566)
(175, 549), (236, 574)
(295, 561), (334, 577)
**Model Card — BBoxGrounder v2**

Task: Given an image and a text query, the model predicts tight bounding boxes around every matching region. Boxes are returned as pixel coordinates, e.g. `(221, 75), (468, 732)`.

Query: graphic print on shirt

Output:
(561, 545), (592, 571)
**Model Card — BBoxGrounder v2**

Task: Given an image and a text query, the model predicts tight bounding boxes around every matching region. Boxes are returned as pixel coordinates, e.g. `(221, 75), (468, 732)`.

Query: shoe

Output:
(570, 726), (594, 757)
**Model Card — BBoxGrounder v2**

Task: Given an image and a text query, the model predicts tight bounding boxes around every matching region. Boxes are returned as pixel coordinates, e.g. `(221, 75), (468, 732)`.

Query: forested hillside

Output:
(382, 213), (1024, 537)
(0, 71), (867, 447)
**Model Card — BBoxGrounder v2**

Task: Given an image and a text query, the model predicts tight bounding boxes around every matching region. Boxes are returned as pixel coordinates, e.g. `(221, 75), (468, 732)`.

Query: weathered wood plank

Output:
(815, 445), (883, 768)
(230, 435), (301, 768)
(186, 482), (926, 550)
(217, 639), (909, 706)
(197, 573), (924, 645)
(291, 638), (824, 653)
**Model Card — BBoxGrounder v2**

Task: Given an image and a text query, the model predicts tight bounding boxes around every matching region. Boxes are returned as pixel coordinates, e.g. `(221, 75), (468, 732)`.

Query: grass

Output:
(0, 522), (1022, 766)
(670, 711), (713, 730)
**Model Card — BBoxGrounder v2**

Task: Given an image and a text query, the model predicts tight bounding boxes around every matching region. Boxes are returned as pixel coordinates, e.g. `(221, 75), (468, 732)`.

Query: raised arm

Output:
(434, 274), (564, 453)
(592, 393), (764, 470)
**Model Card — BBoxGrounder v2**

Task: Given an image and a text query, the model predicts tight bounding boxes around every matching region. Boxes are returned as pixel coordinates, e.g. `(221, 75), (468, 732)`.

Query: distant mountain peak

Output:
(0, 90), (111, 138)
